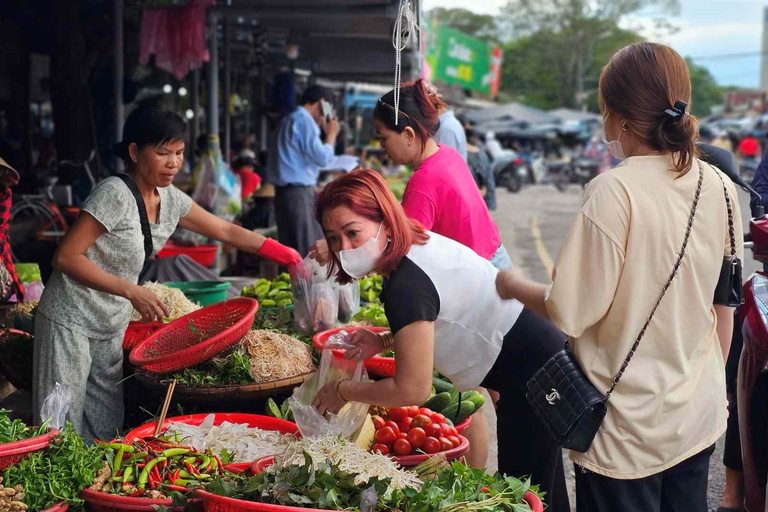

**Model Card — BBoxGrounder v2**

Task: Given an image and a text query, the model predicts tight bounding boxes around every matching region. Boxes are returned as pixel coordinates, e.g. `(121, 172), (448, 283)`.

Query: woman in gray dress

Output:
(33, 104), (301, 439)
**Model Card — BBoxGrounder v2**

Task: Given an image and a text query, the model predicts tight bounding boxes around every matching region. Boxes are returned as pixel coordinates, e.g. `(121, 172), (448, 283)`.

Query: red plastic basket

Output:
(157, 241), (218, 268)
(455, 415), (472, 433)
(0, 427), (59, 471)
(312, 327), (394, 378)
(197, 489), (338, 512)
(129, 298), (259, 373)
(40, 503), (68, 512)
(124, 413), (300, 474)
(122, 321), (165, 351)
(390, 434), (469, 467)
(81, 488), (202, 512)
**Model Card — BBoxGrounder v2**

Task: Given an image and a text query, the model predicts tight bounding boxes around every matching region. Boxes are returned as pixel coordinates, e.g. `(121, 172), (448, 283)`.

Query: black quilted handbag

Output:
(526, 163), (705, 453)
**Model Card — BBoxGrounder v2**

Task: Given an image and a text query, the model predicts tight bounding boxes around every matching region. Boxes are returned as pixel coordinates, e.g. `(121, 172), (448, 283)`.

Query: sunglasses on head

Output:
(377, 99), (411, 124)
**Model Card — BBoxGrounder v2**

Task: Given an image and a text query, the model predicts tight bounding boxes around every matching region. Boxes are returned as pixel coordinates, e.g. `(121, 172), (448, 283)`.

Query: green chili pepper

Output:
(122, 466), (135, 484)
(178, 469), (211, 480)
(134, 451), (149, 459)
(114, 446), (126, 473)
(199, 455), (211, 471)
(161, 448), (190, 457)
(110, 443), (135, 453)
(175, 431), (181, 443)
(137, 456), (166, 490)
(183, 456), (197, 465)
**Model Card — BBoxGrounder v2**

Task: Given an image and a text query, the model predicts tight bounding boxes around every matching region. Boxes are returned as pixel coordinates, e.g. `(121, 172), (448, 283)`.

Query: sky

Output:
(420, 0), (765, 88)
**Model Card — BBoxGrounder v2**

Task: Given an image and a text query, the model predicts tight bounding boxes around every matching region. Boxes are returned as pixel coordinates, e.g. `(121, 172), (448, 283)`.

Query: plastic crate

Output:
(164, 281), (231, 307)
(312, 327), (394, 378)
(129, 298), (258, 373)
(0, 427), (59, 471)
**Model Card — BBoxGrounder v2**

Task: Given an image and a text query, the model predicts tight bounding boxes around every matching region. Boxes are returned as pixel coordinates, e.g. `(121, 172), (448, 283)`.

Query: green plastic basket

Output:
(164, 281), (231, 306)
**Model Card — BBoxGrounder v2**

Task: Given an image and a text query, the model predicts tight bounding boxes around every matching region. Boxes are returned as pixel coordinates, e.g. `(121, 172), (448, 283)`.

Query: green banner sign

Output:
(424, 23), (502, 96)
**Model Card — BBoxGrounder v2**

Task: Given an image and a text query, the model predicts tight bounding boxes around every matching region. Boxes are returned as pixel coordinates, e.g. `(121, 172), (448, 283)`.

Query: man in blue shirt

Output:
(433, 106), (467, 162)
(266, 86), (340, 256)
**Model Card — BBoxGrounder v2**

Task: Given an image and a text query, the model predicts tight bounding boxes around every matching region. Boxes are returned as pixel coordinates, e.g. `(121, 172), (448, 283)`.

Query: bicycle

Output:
(8, 149), (96, 263)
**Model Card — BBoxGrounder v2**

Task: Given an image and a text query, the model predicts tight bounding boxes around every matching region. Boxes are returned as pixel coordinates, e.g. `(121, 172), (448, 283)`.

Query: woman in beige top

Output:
(496, 42), (741, 512)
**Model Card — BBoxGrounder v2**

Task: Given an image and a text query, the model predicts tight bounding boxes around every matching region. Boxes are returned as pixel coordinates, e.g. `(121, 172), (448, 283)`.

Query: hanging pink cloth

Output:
(139, 0), (215, 80)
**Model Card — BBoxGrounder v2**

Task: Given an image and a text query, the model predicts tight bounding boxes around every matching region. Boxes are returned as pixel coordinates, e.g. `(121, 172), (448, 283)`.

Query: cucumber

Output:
(275, 291), (293, 301)
(277, 299), (293, 307)
(423, 392), (452, 412)
(265, 398), (282, 419)
(442, 400), (475, 424)
(268, 288), (282, 298)
(462, 391), (485, 411)
(432, 376), (454, 394)
(261, 299), (277, 307)
(271, 281), (290, 291)
(448, 385), (460, 405)
(256, 278), (271, 287)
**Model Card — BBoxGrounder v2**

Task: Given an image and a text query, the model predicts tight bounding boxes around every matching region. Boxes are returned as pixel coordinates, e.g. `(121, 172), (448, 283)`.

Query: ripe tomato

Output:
(372, 415), (386, 430)
(425, 423), (442, 438)
(440, 423), (453, 438)
(407, 405), (420, 417)
(418, 408), (433, 417)
(448, 425), (460, 438)
(397, 432), (408, 441)
(393, 438), (412, 456)
(422, 436), (440, 454)
(407, 427), (426, 448)
(388, 407), (408, 422)
(447, 435), (461, 448)
(411, 414), (433, 428)
(430, 413), (446, 425)
(385, 421), (401, 436)
(399, 416), (413, 433)
(439, 437), (454, 451)
(371, 443), (389, 455)
(374, 426), (397, 445)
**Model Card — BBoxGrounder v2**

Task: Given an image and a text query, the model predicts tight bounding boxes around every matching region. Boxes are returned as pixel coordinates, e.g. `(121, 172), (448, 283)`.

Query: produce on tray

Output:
(90, 435), (230, 499)
(130, 282), (201, 322)
(241, 273), (293, 308)
(0, 410), (48, 444)
(351, 303), (389, 328)
(359, 273), (383, 304)
(370, 406), (463, 457)
(164, 414), (297, 464)
(428, 376), (486, 424)
(2, 423), (106, 511)
(241, 329), (314, 383)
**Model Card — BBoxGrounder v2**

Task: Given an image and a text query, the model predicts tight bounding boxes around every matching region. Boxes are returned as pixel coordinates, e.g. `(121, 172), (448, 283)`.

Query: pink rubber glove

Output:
(257, 238), (302, 268)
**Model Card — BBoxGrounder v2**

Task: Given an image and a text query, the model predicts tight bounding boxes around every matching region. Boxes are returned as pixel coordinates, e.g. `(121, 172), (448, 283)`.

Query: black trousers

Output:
(723, 309), (743, 471)
(482, 309), (571, 512)
(575, 444), (716, 512)
(274, 185), (323, 258)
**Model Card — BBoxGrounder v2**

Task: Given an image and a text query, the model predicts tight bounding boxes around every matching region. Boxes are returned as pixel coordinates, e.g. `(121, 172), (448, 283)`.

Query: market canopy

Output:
(215, 0), (421, 83)
(466, 102), (556, 126)
(548, 107), (603, 124)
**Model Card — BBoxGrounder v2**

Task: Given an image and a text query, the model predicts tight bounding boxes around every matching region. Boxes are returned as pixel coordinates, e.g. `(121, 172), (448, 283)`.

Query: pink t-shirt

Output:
(402, 145), (501, 260)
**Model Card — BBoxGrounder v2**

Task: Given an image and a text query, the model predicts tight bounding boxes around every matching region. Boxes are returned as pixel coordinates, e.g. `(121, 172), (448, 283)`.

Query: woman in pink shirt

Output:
(372, 80), (512, 270)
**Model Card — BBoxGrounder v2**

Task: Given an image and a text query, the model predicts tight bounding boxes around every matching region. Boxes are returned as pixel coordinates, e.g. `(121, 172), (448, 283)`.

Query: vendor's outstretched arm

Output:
(496, 270), (550, 321)
(178, 201), (301, 266)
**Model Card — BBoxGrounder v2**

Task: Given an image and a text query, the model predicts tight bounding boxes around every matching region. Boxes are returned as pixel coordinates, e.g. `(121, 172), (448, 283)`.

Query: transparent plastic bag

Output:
(39, 382), (75, 429)
(287, 330), (370, 438)
(335, 279), (361, 324)
(292, 257), (339, 334)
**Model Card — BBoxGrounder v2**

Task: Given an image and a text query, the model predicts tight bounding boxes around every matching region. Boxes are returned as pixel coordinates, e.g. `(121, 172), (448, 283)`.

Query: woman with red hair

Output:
(311, 168), (570, 512)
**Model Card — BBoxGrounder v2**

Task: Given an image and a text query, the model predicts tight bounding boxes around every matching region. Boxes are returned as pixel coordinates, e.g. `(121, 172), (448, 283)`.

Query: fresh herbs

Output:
(352, 304), (389, 328)
(206, 453), (394, 511)
(163, 349), (253, 386)
(2, 423), (107, 511)
(0, 410), (47, 444)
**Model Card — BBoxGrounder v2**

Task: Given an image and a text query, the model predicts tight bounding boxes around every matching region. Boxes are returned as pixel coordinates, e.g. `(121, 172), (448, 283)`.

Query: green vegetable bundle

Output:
(424, 377), (486, 425)
(0, 410), (47, 444)
(264, 397), (294, 422)
(241, 273), (293, 308)
(352, 304), (388, 328)
(359, 274), (383, 304)
(2, 423), (107, 511)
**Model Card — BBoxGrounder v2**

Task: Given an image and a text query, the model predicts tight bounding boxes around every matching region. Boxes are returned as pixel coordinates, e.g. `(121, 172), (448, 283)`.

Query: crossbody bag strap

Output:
(115, 173), (154, 260)
(710, 164), (738, 259)
(569, 163), (704, 401)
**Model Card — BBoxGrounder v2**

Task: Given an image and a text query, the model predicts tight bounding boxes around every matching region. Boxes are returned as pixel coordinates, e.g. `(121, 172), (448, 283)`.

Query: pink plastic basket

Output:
(0, 427), (59, 471)
(81, 488), (202, 512)
(129, 298), (258, 373)
(122, 321), (165, 351)
(312, 327), (394, 378)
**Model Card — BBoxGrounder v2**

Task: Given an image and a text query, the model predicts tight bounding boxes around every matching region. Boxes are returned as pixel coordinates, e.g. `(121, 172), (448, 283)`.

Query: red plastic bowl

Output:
(129, 297), (258, 373)
(40, 503), (68, 512)
(157, 241), (218, 268)
(312, 327), (394, 378)
(455, 415), (472, 433)
(81, 488), (202, 512)
(124, 413), (300, 473)
(0, 427), (59, 471)
(390, 434), (469, 467)
(197, 489), (337, 512)
(122, 321), (165, 351)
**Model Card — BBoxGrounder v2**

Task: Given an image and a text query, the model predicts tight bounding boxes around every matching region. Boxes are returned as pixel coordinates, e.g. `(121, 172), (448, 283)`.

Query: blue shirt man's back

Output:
(433, 110), (467, 162)
(265, 107), (335, 187)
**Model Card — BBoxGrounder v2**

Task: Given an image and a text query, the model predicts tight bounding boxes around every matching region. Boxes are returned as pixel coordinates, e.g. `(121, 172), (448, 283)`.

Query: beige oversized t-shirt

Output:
(545, 155), (742, 479)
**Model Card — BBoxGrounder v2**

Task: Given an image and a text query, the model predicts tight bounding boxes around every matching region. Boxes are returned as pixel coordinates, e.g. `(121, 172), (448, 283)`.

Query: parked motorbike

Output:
(549, 156), (601, 192)
(698, 143), (768, 512)
(491, 152), (530, 193)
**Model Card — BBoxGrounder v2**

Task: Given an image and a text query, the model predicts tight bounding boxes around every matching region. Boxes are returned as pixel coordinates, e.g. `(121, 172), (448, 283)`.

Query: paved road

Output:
(483, 182), (759, 511)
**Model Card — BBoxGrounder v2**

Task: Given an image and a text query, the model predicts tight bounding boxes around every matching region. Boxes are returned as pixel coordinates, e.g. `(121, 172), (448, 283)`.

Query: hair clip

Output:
(664, 100), (688, 122)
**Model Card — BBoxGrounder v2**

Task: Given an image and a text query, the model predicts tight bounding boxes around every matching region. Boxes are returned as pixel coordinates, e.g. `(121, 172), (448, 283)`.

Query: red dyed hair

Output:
(315, 169), (429, 284)
(373, 79), (446, 152)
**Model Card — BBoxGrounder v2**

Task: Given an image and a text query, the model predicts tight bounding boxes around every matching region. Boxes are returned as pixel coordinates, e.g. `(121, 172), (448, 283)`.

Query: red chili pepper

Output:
(137, 463), (146, 468)
(152, 465), (162, 482)
(130, 489), (143, 497)
(147, 477), (156, 490)
(172, 468), (181, 482)
(164, 484), (188, 492)
(480, 486), (490, 493)
(184, 461), (196, 476)
(213, 455), (224, 472)
(156, 441), (193, 450)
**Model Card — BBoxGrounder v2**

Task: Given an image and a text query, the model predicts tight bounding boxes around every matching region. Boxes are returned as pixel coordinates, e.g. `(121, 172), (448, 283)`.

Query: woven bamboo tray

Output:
(134, 370), (314, 402)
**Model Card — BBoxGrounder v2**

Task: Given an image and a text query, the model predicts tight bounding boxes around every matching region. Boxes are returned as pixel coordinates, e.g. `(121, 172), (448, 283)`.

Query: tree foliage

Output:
(686, 58), (724, 118)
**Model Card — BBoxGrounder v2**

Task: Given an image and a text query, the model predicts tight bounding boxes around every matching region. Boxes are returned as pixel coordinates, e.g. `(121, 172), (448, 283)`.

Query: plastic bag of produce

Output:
(39, 382), (75, 429)
(335, 279), (360, 324)
(292, 256), (339, 334)
(288, 330), (369, 438)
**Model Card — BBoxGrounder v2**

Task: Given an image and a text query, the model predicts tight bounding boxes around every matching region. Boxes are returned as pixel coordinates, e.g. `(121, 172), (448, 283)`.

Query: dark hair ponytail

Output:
(373, 79), (446, 151)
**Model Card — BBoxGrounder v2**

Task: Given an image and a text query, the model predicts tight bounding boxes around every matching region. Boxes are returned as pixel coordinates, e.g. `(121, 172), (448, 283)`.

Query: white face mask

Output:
(601, 113), (627, 161)
(337, 223), (388, 279)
